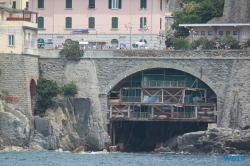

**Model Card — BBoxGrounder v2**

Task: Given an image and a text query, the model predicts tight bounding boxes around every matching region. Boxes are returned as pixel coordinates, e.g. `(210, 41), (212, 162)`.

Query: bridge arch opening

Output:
(108, 68), (217, 152)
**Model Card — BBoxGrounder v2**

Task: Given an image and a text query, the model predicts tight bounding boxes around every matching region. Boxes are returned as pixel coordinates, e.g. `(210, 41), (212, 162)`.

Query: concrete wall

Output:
(0, 54), (39, 114)
(0, 21), (38, 54)
(39, 50), (250, 129)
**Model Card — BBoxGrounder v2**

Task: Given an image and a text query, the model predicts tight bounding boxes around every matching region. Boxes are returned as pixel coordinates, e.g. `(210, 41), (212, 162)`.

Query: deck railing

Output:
(130, 112), (151, 119)
(173, 112), (196, 119)
(121, 96), (141, 103)
(142, 81), (186, 88)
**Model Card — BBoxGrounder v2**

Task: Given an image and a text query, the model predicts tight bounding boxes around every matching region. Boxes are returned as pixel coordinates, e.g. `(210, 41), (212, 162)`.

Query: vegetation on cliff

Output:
(35, 77), (79, 116)
(59, 40), (84, 61)
(172, 0), (225, 36)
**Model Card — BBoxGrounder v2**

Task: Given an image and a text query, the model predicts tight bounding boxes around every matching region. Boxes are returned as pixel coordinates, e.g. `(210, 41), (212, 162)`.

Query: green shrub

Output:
(59, 40), (84, 61)
(172, 38), (191, 50)
(244, 38), (250, 49)
(61, 81), (78, 96)
(191, 37), (214, 49)
(34, 77), (60, 116)
(220, 35), (239, 49)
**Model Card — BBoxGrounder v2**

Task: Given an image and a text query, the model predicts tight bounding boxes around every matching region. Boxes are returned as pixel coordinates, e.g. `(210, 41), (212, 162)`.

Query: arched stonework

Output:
(103, 63), (221, 96)
(29, 77), (37, 94)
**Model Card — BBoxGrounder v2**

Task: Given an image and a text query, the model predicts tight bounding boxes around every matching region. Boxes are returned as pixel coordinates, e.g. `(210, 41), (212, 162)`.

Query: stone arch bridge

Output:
(39, 50), (250, 129)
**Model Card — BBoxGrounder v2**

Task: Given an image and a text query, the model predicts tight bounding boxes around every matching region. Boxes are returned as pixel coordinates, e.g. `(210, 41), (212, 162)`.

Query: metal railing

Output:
(121, 96), (141, 103)
(142, 81), (185, 88)
(173, 112), (196, 119)
(130, 112), (151, 119)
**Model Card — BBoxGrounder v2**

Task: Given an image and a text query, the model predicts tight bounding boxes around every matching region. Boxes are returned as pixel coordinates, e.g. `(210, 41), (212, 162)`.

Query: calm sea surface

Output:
(0, 151), (249, 166)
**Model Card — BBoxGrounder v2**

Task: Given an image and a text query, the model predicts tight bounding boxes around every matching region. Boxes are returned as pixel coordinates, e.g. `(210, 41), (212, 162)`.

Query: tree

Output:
(172, 38), (191, 50)
(172, 0), (225, 37)
(244, 38), (250, 49)
(35, 77), (60, 115)
(59, 40), (84, 61)
(165, 28), (175, 48)
(191, 37), (214, 50)
(61, 81), (78, 96)
(219, 35), (239, 49)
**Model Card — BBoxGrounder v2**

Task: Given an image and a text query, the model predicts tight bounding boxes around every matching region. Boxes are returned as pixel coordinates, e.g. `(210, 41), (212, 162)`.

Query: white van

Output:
(132, 42), (146, 49)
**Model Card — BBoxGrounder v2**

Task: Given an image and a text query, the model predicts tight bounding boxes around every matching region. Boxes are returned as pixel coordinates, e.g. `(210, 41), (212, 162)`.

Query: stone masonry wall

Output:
(0, 54), (39, 115)
(39, 50), (250, 129)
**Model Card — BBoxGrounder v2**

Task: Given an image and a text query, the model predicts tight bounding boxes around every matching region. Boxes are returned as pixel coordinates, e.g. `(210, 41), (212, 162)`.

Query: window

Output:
(8, 35), (14, 46)
(226, 31), (230, 35)
(108, 0), (122, 9)
(38, 17), (44, 29)
(201, 31), (205, 35)
(112, 17), (118, 29)
(88, 17), (95, 28)
(140, 0), (147, 9)
(66, 0), (72, 8)
(140, 17), (147, 29)
(160, 18), (162, 30)
(89, 0), (95, 8)
(160, 0), (162, 10)
(219, 31), (223, 35)
(65, 17), (72, 28)
(195, 31), (199, 35)
(12, 1), (16, 9)
(208, 31), (212, 35)
(38, 0), (44, 8)
(26, 2), (29, 7)
(233, 31), (237, 35)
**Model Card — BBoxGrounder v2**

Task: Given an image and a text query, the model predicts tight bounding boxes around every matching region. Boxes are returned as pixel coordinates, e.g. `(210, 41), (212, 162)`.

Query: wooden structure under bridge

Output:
(108, 69), (217, 123)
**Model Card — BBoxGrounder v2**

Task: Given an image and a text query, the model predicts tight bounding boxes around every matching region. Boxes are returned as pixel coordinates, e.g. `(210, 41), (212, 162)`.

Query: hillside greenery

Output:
(172, 0), (225, 37)
(59, 40), (84, 61)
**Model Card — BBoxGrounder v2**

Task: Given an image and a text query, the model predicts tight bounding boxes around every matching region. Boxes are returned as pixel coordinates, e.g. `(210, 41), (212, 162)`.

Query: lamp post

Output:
(142, 8), (145, 44)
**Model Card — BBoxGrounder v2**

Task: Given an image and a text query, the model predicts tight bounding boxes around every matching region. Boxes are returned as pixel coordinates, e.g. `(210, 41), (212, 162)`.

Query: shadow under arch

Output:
(104, 63), (218, 96)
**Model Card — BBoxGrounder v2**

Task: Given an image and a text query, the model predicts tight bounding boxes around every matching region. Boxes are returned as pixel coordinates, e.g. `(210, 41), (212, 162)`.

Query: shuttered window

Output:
(65, 17), (72, 28)
(38, 0), (44, 8)
(112, 17), (118, 29)
(26, 2), (29, 7)
(66, 0), (72, 8)
(89, 17), (95, 29)
(12, 1), (16, 9)
(38, 17), (44, 29)
(89, 0), (95, 8)
(109, 0), (122, 9)
(140, 0), (147, 9)
(160, 0), (162, 10)
(140, 17), (147, 29)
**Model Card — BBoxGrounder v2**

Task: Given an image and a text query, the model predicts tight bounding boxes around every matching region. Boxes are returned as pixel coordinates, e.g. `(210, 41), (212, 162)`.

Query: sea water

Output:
(0, 151), (249, 166)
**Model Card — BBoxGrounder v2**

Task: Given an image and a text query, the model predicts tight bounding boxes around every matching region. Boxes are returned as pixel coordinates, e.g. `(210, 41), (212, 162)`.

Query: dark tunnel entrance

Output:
(109, 121), (209, 152)
(107, 68), (217, 152)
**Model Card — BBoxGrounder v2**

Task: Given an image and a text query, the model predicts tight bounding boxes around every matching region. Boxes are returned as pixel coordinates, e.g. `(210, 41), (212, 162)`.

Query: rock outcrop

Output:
(0, 100), (32, 147)
(45, 97), (110, 151)
(155, 128), (250, 154)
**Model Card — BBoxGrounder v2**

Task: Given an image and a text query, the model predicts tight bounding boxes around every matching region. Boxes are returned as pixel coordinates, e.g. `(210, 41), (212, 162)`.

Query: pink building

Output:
(29, 0), (166, 49)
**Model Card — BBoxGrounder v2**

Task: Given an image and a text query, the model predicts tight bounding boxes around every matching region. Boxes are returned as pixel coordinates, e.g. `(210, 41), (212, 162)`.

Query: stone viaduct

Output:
(1, 50), (250, 130)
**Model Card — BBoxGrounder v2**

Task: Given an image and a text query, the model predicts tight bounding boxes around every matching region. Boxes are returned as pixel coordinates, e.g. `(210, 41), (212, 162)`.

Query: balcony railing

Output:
(142, 81), (185, 88)
(130, 112), (151, 119)
(121, 96), (141, 103)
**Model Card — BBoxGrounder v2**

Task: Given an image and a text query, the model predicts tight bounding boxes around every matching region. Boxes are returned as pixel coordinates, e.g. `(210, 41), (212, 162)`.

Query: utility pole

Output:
(125, 0), (132, 49)
(142, 8), (144, 44)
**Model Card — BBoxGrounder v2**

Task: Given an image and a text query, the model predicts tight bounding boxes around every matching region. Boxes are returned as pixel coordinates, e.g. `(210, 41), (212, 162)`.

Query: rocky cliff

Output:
(0, 97), (109, 151)
(209, 0), (250, 23)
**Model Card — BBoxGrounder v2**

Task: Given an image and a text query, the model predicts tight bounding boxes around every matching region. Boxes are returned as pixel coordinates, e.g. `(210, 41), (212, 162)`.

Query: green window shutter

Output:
(140, 17), (146, 28)
(89, 17), (95, 28)
(26, 2), (29, 7)
(12, 1), (16, 9)
(108, 0), (111, 9)
(66, 0), (72, 8)
(160, 0), (162, 10)
(89, 0), (95, 8)
(66, 17), (72, 28)
(140, 0), (146, 9)
(38, 17), (44, 29)
(38, 0), (44, 8)
(112, 17), (118, 29)
(160, 18), (162, 30)
(118, 0), (122, 9)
